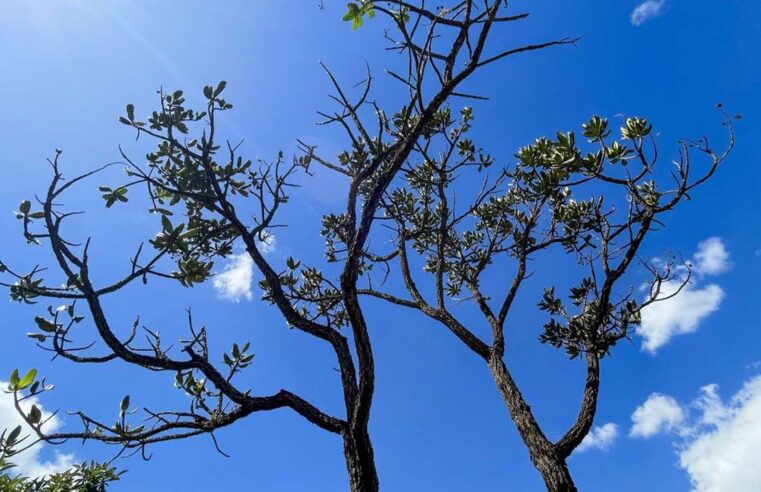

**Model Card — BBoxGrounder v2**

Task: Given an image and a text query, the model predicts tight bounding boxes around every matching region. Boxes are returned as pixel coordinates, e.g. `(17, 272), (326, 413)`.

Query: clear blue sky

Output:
(1, 1), (760, 490)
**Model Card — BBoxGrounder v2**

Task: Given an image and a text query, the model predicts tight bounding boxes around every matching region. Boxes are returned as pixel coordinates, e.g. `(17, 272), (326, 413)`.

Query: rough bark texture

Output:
(490, 358), (577, 492)
(343, 429), (379, 492)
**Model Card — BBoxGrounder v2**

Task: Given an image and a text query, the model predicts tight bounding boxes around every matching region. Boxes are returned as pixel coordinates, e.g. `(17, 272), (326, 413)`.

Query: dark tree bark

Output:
(343, 428), (380, 492)
(490, 359), (577, 492)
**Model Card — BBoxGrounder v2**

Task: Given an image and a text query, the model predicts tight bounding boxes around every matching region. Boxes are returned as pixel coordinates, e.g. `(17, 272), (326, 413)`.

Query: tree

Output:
(0, 2), (579, 491)
(1, 423), (121, 491)
(348, 110), (736, 490)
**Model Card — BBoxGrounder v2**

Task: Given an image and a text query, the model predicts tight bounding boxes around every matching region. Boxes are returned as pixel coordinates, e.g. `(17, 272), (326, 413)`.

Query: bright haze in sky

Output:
(0, 1), (759, 490)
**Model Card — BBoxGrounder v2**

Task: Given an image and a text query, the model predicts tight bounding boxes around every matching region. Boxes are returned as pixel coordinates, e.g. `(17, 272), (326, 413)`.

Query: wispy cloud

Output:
(0, 382), (75, 478)
(629, 376), (761, 491)
(637, 238), (729, 353)
(631, 0), (666, 26)
(576, 423), (619, 452)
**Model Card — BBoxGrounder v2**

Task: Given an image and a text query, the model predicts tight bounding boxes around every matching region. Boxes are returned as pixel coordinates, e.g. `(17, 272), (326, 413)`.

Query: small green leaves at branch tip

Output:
(26, 304), (84, 344)
(223, 342), (255, 371)
(343, 1), (375, 30)
(620, 116), (652, 140)
(582, 116), (609, 142)
(8, 368), (37, 391)
(15, 200), (45, 223)
(203, 81), (227, 100)
(99, 186), (128, 208)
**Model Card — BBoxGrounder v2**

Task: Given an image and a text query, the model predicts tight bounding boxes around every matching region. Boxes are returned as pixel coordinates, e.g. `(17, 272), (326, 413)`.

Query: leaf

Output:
(19, 200), (31, 215)
(203, 86), (213, 99)
(34, 316), (57, 333)
(9, 369), (19, 388)
(17, 369), (37, 390)
(161, 215), (173, 233)
(7, 425), (22, 445)
(213, 81), (227, 97)
(120, 395), (130, 413)
(126, 104), (135, 121)
(343, 3), (359, 21)
(28, 404), (41, 425)
(179, 228), (200, 239)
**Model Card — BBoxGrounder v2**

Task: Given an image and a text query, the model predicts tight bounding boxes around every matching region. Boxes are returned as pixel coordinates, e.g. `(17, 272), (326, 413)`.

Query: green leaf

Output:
(7, 425), (22, 445)
(213, 81), (227, 97)
(343, 3), (359, 21)
(28, 404), (42, 425)
(126, 104), (135, 121)
(179, 228), (200, 239)
(17, 369), (37, 390)
(9, 369), (19, 388)
(120, 395), (130, 412)
(19, 200), (31, 215)
(203, 86), (213, 99)
(161, 215), (173, 233)
(34, 316), (57, 333)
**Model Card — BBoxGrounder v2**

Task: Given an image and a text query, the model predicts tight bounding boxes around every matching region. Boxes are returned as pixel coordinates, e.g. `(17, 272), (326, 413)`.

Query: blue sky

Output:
(0, 1), (759, 490)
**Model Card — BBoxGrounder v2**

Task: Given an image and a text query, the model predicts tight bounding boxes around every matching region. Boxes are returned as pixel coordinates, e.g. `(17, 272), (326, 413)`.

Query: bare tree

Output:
(1, 2), (579, 490)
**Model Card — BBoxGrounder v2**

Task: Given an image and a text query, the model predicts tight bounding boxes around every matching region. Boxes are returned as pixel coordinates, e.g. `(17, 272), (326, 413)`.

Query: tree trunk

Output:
(489, 359), (578, 491)
(343, 428), (379, 492)
(532, 454), (576, 492)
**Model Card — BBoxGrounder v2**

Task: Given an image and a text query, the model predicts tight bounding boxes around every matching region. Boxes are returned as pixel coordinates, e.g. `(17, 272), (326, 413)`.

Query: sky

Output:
(0, 1), (760, 490)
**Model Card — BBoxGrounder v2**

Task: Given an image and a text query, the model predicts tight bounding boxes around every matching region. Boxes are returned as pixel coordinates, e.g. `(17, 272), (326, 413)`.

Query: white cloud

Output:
(679, 376), (761, 491)
(213, 253), (254, 302)
(630, 393), (685, 438)
(630, 376), (761, 491)
(638, 281), (724, 353)
(255, 233), (277, 254)
(0, 381), (75, 478)
(637, 238), (729, 353)
(631, 0), (666, 26)
(692, 237), (731, 276)
(576, 423), (618, 452)
(212, 236), (276, 303)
